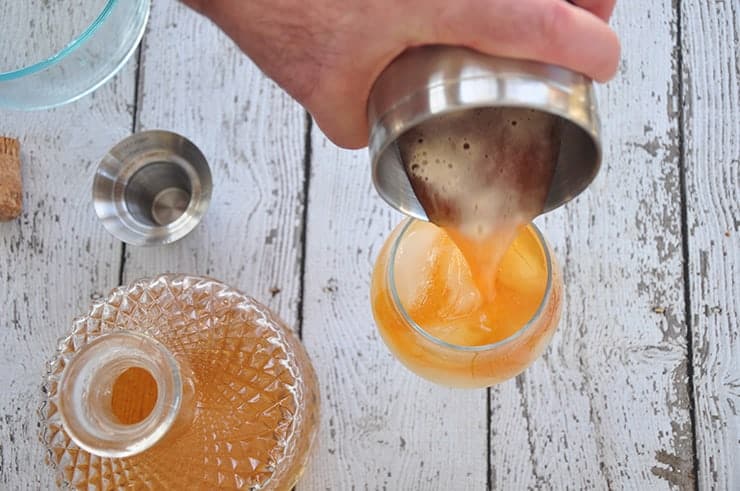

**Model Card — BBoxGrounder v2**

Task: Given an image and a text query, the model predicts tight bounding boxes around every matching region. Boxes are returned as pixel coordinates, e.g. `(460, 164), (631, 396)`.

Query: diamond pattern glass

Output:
(40, 274), (319, 490)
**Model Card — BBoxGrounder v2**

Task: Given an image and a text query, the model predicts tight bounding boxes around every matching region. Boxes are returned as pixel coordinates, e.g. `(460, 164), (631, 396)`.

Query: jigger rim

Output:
(92, 130), (212, 246)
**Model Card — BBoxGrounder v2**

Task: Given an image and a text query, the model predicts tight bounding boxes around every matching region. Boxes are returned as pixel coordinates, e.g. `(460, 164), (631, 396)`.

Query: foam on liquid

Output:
(398, 107), (561, 303)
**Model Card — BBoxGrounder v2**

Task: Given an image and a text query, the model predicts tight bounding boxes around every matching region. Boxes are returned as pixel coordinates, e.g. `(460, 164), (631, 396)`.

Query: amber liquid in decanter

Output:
(41, 275), (319, 490)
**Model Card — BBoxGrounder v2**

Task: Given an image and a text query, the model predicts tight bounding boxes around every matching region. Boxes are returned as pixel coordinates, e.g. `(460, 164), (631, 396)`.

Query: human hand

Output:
(182, 0), (620, 149)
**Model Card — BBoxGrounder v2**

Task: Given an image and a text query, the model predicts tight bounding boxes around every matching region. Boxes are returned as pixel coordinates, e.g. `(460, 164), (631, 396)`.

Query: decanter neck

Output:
(58, 331), (186, 458)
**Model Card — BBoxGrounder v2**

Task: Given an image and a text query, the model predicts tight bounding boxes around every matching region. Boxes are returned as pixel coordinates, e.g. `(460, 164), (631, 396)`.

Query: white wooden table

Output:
(1, 1), (738, 489)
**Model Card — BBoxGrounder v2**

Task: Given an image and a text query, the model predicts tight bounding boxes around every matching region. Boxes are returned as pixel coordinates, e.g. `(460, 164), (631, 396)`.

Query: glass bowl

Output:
(0, 0), (150, 110)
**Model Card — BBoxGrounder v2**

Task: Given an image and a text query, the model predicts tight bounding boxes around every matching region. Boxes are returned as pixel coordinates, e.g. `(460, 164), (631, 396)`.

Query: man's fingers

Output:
(569, 0), (617, 21)
(315, 0), (622, 148)
(534, 0), (621, 81)
(429, 0), (620, 82)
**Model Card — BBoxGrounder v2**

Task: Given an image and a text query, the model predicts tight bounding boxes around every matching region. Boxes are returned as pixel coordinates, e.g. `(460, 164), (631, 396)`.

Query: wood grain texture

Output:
(299, 138), (488, 489)
(120, 1), (307, 328)
(489, 2), (695, 489)
(2, 2), (738, 490)
(681, 2), (740, 489)
(0, 55), (135, 491)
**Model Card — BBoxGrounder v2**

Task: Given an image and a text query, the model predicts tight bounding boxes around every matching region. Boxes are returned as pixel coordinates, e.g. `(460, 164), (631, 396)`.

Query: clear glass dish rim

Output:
(387, 218), (555, 353)
(0, 0), (118, 80)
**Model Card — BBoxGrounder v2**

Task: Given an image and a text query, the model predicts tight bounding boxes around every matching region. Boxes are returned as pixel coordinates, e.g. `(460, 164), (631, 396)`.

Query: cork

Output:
(0, 137), (22, 221)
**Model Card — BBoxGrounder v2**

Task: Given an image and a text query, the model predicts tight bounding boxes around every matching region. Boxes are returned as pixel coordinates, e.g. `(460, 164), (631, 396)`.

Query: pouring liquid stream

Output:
(397, 107), (562, 338)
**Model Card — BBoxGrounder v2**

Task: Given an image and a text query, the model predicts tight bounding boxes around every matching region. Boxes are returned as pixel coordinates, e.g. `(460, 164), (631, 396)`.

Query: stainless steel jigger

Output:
(93, 130), (212, 246)
(367, 45), (601, 220)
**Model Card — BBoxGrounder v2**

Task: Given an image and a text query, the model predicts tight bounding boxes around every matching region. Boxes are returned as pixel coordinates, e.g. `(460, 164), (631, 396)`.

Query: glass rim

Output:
(57, 329), (183, 458)
(0, 0), (118, 80)
(387, 218), (554, 352)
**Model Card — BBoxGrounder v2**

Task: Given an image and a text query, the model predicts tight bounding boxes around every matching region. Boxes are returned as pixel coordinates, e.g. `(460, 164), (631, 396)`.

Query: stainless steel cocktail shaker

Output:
(367, 45), (602, 220)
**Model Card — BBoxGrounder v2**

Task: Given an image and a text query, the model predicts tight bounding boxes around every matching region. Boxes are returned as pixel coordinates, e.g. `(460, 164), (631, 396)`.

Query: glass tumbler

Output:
(40, 274), (319, 490)
(371, 219), (563, 388)
(0, 0), (150, 110)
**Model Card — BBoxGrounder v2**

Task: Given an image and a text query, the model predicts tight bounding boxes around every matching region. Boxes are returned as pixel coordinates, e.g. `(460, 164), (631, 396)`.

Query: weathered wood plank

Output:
(0, 37), (134, 491)
(490, 1), (694, 488)
(120, 1), (307, 328)
(681, 2), (739, 489)
(299, 137), (488, 488)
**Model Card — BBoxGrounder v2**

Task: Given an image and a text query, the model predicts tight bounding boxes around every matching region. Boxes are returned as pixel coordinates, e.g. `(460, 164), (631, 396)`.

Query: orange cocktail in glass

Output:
(371, 219), (562, 388)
